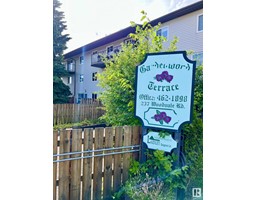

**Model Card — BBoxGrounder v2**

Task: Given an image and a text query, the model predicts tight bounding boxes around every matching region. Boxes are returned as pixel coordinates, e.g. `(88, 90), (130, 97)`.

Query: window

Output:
(79, 74), (84, 83)
(92, 51), (101, 62)
(197, 14), (203, 32)
(80, 56), (84, 64)
(156, 26), (169, 39)
(106, 46), (113, 54)
(92, 93), (97, 100)
(77, 93), (85, 104)
(124, 38), (136, 45)
(78, 93), (84, 99)
(68, 76), (72, 84)
(92, 72), (97, 81)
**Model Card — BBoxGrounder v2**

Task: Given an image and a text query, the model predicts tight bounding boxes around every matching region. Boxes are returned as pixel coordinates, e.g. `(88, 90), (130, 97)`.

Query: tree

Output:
(98, 11), (203, 198)
(53, 0), (72, 104)
(97, 11), (178, 125)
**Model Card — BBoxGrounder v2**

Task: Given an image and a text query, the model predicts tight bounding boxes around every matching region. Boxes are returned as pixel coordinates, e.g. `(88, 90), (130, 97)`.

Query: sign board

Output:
(135, 51), (196, 131)
(143, 131), (177, 152)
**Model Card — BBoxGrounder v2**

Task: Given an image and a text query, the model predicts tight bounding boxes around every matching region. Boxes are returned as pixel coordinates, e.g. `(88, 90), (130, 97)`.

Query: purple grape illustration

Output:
(163, 116), (172, 123)
(161, 71), (169, 78)
(152, 110), (172, 124)
(165, 75), (173, 83)
(159, 112), (167, 119)
(154, 114), (162, 121)
(155, 71), (173, 83)
(156, 74), (163, 81)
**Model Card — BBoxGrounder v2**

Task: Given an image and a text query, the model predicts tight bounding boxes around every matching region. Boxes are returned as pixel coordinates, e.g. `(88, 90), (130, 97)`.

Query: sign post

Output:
(134, 51), (196, 199)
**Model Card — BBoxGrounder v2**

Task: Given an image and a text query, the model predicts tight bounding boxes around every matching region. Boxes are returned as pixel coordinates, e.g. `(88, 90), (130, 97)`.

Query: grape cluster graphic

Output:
(153, 111), (172, 125)
(155, 71), (173, 82)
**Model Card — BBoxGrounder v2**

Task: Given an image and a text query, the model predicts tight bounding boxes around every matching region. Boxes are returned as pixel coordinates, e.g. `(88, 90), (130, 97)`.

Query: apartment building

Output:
(63, 1), (203, 103)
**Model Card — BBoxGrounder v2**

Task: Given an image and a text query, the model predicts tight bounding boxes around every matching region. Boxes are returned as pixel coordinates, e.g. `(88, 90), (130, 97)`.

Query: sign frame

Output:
(134, 51), (196, 133)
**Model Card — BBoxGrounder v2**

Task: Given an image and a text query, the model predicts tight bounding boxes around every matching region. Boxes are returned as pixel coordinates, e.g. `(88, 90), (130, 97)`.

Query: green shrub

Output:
(113, 150), (189, 200)
(97, 11), (178, 126)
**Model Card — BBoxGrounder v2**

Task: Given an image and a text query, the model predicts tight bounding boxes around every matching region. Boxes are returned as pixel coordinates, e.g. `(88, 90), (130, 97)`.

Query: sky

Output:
(60, 0), (201, 53)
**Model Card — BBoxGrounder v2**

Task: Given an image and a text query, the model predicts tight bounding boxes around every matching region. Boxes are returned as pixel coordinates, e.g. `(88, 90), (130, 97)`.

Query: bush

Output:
(113, 150), (189, 200)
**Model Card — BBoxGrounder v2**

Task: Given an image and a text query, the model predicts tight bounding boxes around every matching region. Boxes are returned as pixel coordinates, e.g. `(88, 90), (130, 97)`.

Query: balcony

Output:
(91, 45), (121, 68)
(67, 63), (75, 73)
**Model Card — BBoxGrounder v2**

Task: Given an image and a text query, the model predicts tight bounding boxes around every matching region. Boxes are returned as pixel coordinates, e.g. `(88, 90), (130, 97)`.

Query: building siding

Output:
(160, 9), (203, 53)
(64, 2), (203, 103)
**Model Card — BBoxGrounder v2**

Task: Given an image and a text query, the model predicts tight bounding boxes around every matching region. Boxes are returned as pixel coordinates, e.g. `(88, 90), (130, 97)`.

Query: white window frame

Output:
(156, 26), (169, 40)
(197, 14), (203, 32)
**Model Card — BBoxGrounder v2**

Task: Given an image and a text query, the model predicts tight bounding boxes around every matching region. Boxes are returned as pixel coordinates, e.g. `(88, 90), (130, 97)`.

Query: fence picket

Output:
(103, 127), (114, 200)
(58, 129), (71, 200)
(93, 127), (104, 200)
(123, 126), (132, 183)
(113, 127), (123, 192)
(53, 130), (58, 200)
(82, 128), (93, 200)
(132, 126), (141, 161)
(70, 129), (82, 199)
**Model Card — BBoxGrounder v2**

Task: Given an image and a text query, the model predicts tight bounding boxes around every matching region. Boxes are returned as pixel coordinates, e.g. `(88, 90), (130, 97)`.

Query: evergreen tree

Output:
(53, 0), (72, 104)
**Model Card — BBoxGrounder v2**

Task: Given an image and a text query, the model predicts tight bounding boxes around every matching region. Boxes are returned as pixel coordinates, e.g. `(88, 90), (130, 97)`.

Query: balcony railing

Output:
(91, 45), (122, 68)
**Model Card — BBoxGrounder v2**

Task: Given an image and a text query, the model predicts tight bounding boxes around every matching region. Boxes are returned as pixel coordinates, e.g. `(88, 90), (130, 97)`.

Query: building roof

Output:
(64, 0), (203, 59)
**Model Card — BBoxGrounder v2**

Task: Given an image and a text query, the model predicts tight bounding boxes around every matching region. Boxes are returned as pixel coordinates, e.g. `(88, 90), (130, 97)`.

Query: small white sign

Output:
(143, 131), (177, 152)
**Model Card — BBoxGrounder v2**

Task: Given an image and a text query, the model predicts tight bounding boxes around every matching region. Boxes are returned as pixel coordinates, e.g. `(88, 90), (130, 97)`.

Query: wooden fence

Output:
(53, 126), (142, 200)
(53, 104), (105, 125)
(80, 99), (102, 105)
